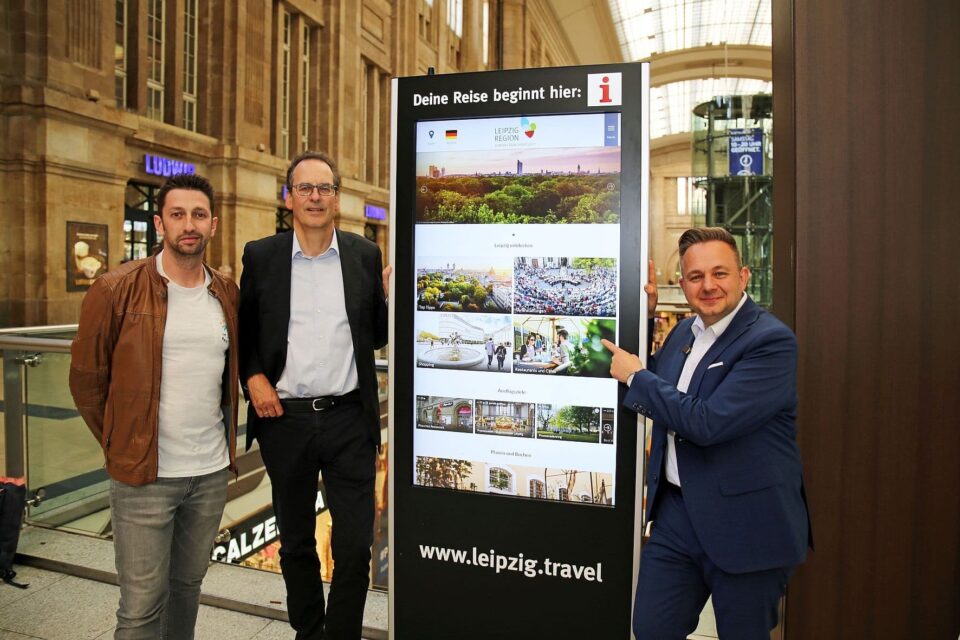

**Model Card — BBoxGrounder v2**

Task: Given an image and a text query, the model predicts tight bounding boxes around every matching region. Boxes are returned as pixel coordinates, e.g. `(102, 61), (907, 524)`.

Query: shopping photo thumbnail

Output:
(416, 312), (513, 373)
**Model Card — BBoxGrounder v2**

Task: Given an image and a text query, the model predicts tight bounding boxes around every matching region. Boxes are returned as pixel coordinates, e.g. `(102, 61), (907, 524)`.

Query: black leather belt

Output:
(280, 388), (362, 413)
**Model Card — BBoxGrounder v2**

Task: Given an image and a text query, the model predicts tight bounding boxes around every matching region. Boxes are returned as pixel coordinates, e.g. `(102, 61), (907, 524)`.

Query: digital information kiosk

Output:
(389, 62), (649, 639)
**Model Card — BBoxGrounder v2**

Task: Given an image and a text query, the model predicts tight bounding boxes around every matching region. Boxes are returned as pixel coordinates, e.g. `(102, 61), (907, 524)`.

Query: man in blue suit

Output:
(603, 227), (811, 639)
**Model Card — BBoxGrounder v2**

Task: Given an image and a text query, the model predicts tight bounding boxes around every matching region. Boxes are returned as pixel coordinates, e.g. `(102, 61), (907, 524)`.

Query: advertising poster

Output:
(728, 127), (764, 176)
(391, 63), (648, 639)
(66, 221), (108, 291)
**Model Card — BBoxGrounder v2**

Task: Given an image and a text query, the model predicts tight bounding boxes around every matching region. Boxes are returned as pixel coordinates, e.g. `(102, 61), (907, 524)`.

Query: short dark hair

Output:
(157, 173), (215, 216)
(678, 227), (742, 270)
(557, 329), (569, 340)
(286, 150), (341, 189)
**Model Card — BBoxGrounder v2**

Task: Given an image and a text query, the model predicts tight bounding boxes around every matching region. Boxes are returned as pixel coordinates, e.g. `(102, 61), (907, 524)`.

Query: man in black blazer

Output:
(239, 151), (389, 640)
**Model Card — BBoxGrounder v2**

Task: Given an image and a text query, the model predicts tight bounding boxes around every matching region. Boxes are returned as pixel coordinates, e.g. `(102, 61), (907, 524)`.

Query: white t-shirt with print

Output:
(156, 253), (230, 477)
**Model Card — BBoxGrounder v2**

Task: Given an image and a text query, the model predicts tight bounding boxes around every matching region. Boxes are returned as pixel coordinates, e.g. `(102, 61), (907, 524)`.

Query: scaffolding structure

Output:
(692, 94), (774, 307)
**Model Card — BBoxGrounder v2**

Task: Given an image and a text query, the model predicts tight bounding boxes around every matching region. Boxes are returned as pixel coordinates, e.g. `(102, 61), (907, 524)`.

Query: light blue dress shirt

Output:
(666, 292), (749, 486)
(275, 231), (359, 399)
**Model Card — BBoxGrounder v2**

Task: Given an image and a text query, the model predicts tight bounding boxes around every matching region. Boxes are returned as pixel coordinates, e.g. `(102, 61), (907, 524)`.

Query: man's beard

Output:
(165, 234), (208, 257)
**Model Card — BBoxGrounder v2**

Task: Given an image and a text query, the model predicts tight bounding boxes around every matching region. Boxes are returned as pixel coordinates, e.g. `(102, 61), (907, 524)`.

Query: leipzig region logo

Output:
(520, 117), (537, 138)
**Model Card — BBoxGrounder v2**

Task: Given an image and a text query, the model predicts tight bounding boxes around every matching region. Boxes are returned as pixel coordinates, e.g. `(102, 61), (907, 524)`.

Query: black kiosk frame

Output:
(389, 62), (649, 639)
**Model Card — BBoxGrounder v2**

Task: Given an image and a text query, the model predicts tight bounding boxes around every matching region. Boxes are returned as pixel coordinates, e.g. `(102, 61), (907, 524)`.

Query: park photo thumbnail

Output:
(414, 456), (614, 506)
(514, 256), (617, 317)
(535, 403), (604, 444)
(416, 312), (513, 373)
(416, 256), (512, 314)
(415, 395), (474, 434)
(415, 146), (621, 224)
(474, 399), (535, 438)
(511, 315), (616, 378)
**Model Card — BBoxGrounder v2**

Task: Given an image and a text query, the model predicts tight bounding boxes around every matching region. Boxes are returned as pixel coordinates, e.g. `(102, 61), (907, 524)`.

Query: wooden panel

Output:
(774, 0), (960, 637)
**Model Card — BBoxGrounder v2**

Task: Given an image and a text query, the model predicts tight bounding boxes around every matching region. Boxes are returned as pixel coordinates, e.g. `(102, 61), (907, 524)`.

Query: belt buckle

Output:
(311, 397), (329, 411)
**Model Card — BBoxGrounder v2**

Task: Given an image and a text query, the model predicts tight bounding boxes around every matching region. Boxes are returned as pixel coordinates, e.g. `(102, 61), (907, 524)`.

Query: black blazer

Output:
(238, 229), (388, 450)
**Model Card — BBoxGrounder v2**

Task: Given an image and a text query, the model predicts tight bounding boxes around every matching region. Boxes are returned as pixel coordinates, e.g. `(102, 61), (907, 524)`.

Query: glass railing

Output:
(0, 325), (390, 590)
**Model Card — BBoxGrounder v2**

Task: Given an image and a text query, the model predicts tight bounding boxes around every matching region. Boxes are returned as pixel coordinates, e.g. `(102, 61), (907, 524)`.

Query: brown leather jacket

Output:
(69, 256), (240, 486)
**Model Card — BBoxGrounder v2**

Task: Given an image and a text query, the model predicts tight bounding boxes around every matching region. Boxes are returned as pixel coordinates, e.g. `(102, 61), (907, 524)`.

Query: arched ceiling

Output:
(608, 0), (771, 60)
(545, 0), (772, 138)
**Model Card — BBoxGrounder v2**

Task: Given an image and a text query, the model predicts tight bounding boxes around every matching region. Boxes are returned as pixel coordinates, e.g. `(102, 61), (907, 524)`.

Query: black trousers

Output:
(257, 401), (376, 640)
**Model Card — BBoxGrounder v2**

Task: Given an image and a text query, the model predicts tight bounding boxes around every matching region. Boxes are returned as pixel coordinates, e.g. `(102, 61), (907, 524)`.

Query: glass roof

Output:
(609, 0), (771, 61)
(650, 78), (772, 139)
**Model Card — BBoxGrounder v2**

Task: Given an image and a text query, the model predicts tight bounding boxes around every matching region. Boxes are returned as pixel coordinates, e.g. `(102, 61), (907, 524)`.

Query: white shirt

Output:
(275, 231), (359, 399)
(666, 293), (749, 486)
(155, 253), (230, 477)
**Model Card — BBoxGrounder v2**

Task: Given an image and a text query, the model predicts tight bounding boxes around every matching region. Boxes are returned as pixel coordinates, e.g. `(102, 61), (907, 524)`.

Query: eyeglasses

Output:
(292, 182), (339, 197)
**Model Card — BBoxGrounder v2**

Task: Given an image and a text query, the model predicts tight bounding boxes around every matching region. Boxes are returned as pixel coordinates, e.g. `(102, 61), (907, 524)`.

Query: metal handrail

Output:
(0, 336), (73, 353)
(0, 328), (390, 367)
(0, 324), (78, 335)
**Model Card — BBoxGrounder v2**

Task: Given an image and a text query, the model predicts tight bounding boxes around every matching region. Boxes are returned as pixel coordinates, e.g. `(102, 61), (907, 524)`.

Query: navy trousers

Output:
(633, 484), (791, 640)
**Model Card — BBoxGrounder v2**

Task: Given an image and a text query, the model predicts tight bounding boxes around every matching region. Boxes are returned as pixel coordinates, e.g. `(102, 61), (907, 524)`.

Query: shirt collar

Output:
(691, 292), (749, 338)
(291, 229), (339, 259)
(155, 250), (211, 288)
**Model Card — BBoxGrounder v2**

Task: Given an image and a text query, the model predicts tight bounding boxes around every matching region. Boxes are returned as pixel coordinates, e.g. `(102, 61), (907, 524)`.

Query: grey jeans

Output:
(110, 467), (229, 640)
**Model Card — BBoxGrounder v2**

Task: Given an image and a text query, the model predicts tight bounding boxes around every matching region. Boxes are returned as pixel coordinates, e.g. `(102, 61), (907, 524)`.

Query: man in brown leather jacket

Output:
(69, 173), (239, 640)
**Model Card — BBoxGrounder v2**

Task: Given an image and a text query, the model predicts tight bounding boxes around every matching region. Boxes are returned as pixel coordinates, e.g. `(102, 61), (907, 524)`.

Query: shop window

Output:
(124, 182), (160, 261)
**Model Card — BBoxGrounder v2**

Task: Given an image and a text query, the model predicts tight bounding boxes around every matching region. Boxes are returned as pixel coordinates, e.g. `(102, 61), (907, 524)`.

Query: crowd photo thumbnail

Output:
(514, 257), (617, 317)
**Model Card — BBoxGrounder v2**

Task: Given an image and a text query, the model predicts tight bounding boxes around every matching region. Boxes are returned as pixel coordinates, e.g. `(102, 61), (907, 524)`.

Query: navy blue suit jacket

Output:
(238, 229), (388, 452)
(626, 297), (812, 574)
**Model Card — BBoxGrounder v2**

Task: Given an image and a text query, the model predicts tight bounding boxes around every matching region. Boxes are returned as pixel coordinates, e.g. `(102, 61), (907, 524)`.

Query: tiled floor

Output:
(2, 527), (719, 640)
(0, 565), (295, 640)
(1, 527), (387, 640)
